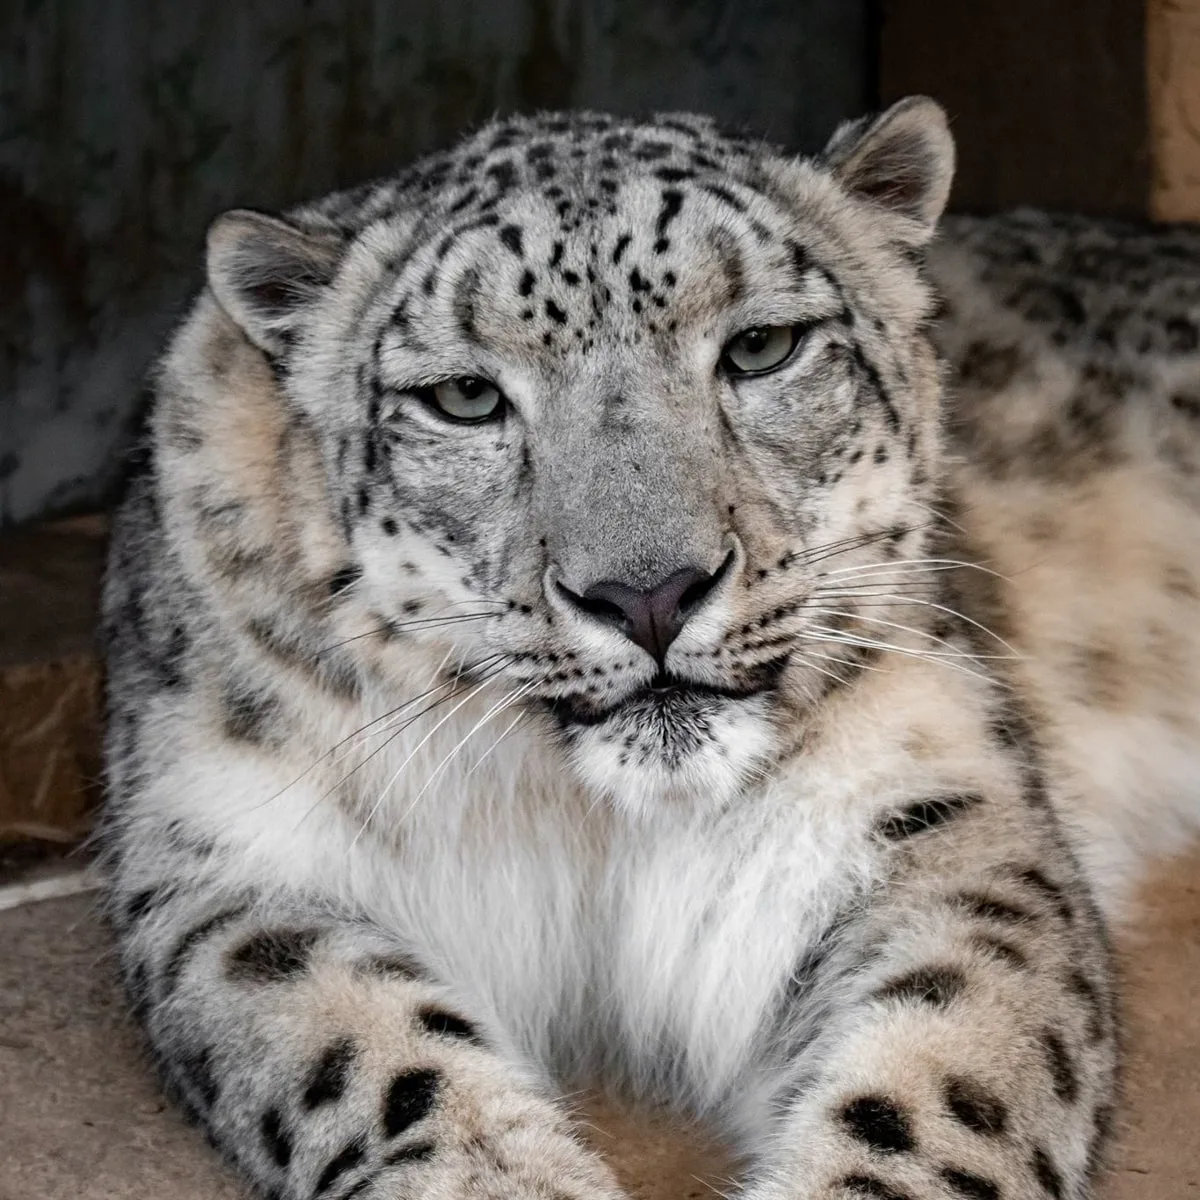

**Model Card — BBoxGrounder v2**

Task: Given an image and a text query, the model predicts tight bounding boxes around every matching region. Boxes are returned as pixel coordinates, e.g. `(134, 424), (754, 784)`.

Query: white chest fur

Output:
(181, 662), (997, 1115)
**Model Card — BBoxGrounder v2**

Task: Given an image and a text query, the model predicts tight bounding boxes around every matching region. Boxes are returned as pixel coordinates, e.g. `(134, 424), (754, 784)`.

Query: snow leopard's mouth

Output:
(545, 656), (789, 728)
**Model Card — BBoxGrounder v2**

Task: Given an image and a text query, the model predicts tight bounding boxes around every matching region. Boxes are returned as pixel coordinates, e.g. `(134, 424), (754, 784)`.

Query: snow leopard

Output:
(99, 96), (1200, 1200)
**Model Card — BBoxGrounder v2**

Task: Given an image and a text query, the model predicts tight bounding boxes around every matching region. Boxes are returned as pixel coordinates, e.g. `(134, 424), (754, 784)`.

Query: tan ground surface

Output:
(1, 852), (1198, 1200)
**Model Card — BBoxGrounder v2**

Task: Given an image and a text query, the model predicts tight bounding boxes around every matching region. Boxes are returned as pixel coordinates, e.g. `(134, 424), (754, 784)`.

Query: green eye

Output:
(722, 325), (800, 376)
(429, 376), (505, 422)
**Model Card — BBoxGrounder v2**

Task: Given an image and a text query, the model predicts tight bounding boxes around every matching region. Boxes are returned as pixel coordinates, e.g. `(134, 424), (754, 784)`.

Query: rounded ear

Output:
(206, 209), (346, 355)
(822, 96), (955, 242)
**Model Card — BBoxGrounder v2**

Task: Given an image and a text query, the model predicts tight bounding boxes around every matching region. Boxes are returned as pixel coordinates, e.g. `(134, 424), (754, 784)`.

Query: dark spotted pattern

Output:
(382, 1068), (440, 1138)
(943, 1076), (1008, 1137)
(1039, 1029), (1080, 1104)
(966, 932), (1028, 969)
(178, 1045), (221, 1109)
(417, 1007), (482, 1042)
(839, 1176), (912, 1199)
(361, 952), (428, 979)
(1066, 970), (1107, 1043)
(124, 884), (173, 925)
(226, 927), (322, 983)
(1031, 1147), (1064, 1198)
(384, 1140), (437, 1165)
(260, 1106), (293, 1168)
(220, 674), (283, 745)
(303, 1038), (358, 1109)
(328, 564), (362, 597)
(936, 210), (1200, 491)
(954, 893), (1033, 926)
(874, 965), (967, 1008)
(939, 1167), (999, 1200)
(1010, 866), (1074, 924)
(161, 903), (250, 992)
(314, 1139), (366, 1195)
(840, 1096), (916, 1154)
(877, 793), (984, 841)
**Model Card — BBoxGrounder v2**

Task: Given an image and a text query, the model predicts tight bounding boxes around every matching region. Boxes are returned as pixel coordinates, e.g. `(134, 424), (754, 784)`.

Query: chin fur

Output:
(561, 691), (778, 818)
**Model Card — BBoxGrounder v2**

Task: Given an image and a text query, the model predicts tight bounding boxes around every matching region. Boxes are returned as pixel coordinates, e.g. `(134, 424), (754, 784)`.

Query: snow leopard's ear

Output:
(822, 96), (955, 243)
(206, 209), (346, 356)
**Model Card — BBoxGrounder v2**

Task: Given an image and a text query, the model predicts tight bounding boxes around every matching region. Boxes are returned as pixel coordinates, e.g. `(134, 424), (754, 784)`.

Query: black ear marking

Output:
(823, 96), (955, 241)
(207, 209), (346, 355)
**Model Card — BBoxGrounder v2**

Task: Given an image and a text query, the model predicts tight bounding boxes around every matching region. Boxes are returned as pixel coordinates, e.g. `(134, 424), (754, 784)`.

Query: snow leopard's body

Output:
(99, 100), (1200, 1200)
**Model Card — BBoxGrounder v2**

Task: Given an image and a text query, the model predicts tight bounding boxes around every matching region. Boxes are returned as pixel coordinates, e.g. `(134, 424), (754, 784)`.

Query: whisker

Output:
(253, 678), (464, 814)
(317, 610), (504, 656)
(342, 655), (511, 771)
(265, 643), (464, 824)
(291, 655), (512, 828)
(909, 497), (970, 535)
(818, 557), (1011, 582)
(801, 646), (890, 674)
(810, 590), (1020, 654)
(466, 710), (528, 778)
(810, 580), (942, 598)
(792, 651), (860, 688)
(803, 621), (983, 660)
(409, 682), (538, 807)
(798, 628), (998, 686)
(311, 581), (505, 620)
(797, 524), (926, 569)
(351, 672), (508, 849)
(802, 607), (1016, 660)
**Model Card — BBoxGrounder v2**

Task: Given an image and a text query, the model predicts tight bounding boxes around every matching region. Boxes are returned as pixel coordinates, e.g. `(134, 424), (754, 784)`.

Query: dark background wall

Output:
(878, 0), (1147, 218)
(1, 0), (869, 526)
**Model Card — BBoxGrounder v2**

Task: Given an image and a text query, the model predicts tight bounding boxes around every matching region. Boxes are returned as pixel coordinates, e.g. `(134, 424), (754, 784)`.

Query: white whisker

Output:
(409, 682), (537, 807)
(801, 647), (890, 674)
(799, 628), (998, 686)
(803, 607), (1017, 660)
(350, 673), (505, 850)
(290, 661), (514, 833)
(793, 652), (859, 687)
(909, 497), (970, 534)
(818, 557), (1010, 582)
(466, 710), (528, 778)
(803, 621), (979, 660)
(810, 591), (1020, 655)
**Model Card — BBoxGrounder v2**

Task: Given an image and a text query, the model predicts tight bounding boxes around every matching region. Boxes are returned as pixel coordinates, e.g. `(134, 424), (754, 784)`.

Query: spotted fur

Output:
(99, 97), (1200, 1200)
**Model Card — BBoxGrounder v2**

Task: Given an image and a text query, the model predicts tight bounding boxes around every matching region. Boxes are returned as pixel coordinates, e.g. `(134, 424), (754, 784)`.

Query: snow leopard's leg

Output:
(107, 855), (623, 1200)
(742, 773), (1118, 1200)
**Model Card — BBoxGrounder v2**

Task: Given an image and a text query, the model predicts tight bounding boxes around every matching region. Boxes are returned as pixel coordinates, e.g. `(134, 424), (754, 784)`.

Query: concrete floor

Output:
(2, 852), (1199, 1200)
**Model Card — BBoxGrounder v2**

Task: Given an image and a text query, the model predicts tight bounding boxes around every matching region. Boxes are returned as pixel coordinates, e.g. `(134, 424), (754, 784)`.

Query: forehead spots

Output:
(499, 224), (523, 257)
(709, 228), (747, 304)
(655, 189), (684, 253)
(634, 140), (672, 161)
(487, 158), (518, 191)
(360, 110), (831, 363)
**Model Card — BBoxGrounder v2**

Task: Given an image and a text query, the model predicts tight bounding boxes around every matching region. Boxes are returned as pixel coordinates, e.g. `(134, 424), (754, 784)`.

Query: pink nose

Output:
(556, 566), (722, 663)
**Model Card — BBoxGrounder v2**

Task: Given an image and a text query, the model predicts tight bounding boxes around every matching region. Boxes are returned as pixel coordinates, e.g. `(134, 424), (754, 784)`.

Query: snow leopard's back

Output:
(933, 210), (1200, 900)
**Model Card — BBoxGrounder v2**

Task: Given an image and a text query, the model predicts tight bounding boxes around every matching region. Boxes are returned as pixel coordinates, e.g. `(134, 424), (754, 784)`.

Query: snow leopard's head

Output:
(200, 97), (954, 815)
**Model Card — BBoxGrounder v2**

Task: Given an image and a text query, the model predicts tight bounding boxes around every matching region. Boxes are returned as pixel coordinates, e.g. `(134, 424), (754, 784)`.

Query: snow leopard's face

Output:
(207, 101), (954, 814)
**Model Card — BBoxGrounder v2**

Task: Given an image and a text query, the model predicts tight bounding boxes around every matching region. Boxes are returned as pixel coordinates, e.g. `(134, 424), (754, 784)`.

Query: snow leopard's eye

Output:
(721, 325), (800, 376)
(427, 376), (505, 423)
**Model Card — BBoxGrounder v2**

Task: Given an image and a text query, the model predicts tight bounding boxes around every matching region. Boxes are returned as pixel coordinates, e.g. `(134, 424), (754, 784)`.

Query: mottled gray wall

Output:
(1, 0), (868, 525)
